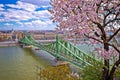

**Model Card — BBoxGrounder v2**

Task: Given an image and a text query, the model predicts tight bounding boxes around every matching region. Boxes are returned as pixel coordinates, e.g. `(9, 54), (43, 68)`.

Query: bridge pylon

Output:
(56, 34), (60, 60)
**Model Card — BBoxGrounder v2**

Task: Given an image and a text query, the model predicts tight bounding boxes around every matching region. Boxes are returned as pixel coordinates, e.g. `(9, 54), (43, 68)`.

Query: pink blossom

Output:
(49, 0), (120, 59)
(96, 48), (119, 59)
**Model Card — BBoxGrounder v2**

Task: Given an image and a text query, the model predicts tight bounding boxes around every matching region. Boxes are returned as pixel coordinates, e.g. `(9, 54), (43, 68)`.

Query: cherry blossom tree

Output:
(49, 0), (120, 80)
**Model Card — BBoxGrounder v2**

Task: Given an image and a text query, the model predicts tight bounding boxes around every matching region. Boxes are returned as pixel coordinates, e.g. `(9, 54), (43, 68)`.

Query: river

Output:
(0, 46), (50, 80)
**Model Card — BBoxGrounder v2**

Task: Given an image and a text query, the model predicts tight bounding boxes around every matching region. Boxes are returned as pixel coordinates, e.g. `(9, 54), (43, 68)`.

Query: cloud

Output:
(34, 10), (51, 18)
(0, 4), (4, 10)
(0, 1), (51, 22)
(15, 19), (56, 30)
(0, 9), (32, 21)
(4, 23), (13, 26)
(0, 0), (56, 30)
(0, 7), (4, 10)
(0, 4), (4, 7)
(7, 1), (38, 12)
(23, 20), (53, 28)
(31, 20), (46, 26)
(20, 0), (50, 6)
(16, 21), (23, 25)
(0, 20), (56, 30)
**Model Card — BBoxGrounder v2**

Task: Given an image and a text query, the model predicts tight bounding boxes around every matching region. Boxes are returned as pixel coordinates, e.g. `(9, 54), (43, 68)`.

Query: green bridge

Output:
(20, 35), (101, 69)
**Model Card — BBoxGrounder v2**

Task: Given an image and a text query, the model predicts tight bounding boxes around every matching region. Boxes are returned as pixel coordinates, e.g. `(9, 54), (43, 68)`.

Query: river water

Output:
(0, 46), (50, 80)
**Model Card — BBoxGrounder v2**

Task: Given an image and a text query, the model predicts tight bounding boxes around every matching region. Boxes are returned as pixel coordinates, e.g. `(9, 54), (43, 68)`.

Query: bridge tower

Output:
(56, 34), (59, 59)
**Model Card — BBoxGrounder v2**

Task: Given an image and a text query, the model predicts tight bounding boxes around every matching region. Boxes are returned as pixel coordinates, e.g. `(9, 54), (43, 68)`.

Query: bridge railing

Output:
(65, 41), (102, 65)
(55, 38), (102, 66)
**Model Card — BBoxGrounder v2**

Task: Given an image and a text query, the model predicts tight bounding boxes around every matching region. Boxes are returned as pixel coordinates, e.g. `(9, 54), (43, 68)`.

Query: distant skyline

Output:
(0, 0), (56, 30)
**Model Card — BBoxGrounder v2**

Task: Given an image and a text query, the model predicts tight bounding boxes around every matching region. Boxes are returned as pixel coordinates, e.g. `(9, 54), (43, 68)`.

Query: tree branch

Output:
(92, 21), (107, 42)
(107, 28), (120, 42)
(92, 21), (103, 33)
(108, 43), (120, 54)
(109, 59), (120, 79)
(103, 9), (112, 27)
(104, 18), (120, 27)
(84, 34), (103, 43)
(96, 1), (102, 13)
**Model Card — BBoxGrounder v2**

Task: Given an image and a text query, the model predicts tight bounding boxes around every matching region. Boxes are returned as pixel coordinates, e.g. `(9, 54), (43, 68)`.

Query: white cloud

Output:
(0, 0), (56, 30)
(20, 0), (50, 6)
(0, 2), (36, 21)
(0, 4), (4, 10)
(34, 10), (51, 18)
(0, 9), (51, 22)
(0, 1), (51, 22)
(24, 22), (33, 27)
(16, 21), (23, 25)
(0, 4), (4, 7)
(32, 20), (46, 26)
(0, 7), (4, 10)
(7, 1), (38, 12)
(16, 20), (55, 30)
(4, 23), (13, 26)
(23, 20), (47, 28)
(0, 9), (33, 21)
(1, 19), (56, 30)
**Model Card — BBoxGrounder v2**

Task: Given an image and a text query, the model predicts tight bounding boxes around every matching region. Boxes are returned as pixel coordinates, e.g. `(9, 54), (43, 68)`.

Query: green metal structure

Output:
(20, 35), (101, 68)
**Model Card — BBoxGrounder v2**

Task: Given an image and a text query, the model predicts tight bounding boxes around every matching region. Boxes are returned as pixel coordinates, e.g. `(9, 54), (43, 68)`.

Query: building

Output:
(44, 32), (56, 39)
(0, 30), (24, 42)
(0, 33), (12, 41)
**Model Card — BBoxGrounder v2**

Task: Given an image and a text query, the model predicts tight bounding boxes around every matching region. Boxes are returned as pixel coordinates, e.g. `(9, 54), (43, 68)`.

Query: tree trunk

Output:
(108, 59), (120, 80)
(102, 43), (110, 80)
(102, 59), (109, 80)
(102, 44), (120, 80)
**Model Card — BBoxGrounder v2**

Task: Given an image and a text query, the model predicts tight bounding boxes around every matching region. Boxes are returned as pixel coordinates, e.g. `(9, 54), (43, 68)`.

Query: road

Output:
(0, 41), (17, 46)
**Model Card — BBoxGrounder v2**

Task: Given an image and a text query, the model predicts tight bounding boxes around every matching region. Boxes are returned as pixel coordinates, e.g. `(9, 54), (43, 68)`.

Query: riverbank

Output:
(0, 41), (18, 47)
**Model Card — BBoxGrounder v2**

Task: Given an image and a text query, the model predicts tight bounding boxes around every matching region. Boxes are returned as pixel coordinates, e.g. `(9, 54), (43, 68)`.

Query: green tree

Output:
(39, 64), (80, 80)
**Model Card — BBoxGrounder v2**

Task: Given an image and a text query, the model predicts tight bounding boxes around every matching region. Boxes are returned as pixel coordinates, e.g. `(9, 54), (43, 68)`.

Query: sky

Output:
(0, 0), (56, 30)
